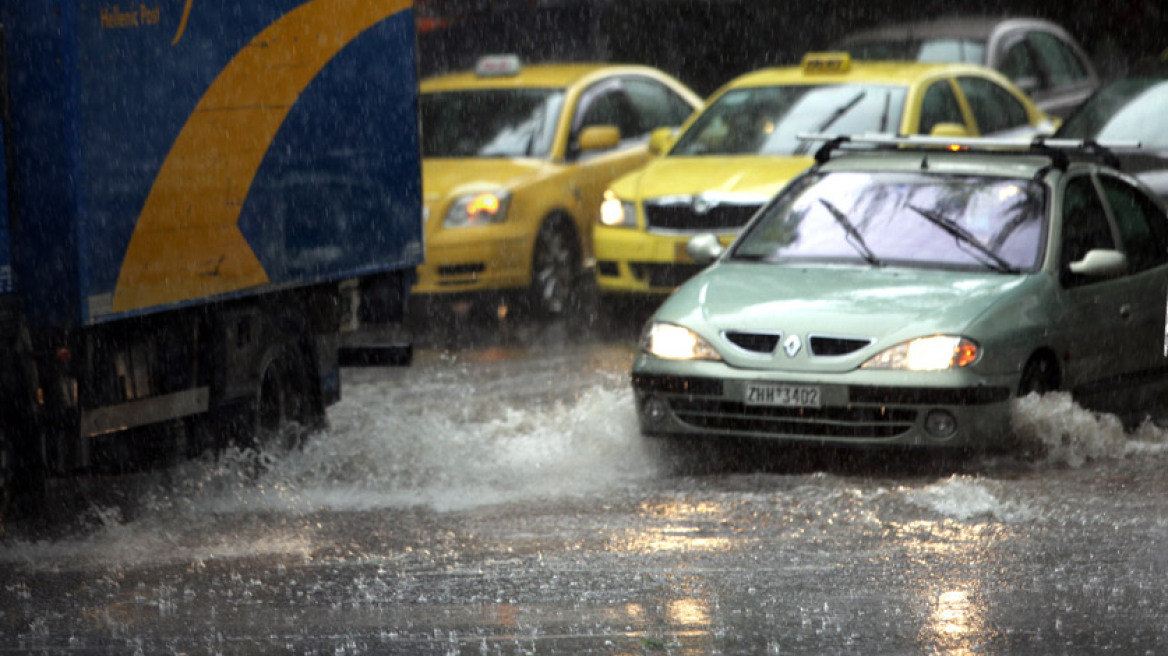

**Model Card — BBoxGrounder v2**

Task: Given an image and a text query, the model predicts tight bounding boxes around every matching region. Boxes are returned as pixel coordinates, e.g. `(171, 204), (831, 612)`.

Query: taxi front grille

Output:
(668, 398), (917, 440)
(644, 202), (760, 231)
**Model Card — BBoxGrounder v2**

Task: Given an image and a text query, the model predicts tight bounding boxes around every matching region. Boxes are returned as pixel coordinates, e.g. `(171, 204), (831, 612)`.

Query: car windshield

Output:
(846, 38), (987, 64)
(421, 88), (565, 158)
(1056, 78), (1168, 149)
(669, 84), (907, 156)
(732, 170), (1046, 272)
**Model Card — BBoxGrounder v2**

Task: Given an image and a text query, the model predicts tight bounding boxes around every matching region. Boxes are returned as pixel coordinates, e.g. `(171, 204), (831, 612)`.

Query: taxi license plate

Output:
(745, 383), (820, 407)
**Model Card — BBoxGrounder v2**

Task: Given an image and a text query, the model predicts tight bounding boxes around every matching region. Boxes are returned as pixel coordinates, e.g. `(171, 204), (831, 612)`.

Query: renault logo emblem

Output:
(782, 334), (802, 357)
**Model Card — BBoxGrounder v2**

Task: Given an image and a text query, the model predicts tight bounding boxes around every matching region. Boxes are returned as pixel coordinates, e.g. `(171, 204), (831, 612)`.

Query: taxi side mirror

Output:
(1069, 249), (1128, 278)
(648, 127), (676, 155)
(686, 233), (725, 265)
(578, 125), (621, 152)
(929, 122), (970, 138)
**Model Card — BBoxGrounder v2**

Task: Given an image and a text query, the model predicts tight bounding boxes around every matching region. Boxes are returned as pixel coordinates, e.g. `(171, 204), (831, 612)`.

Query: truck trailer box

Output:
(2, 0), (422, 328)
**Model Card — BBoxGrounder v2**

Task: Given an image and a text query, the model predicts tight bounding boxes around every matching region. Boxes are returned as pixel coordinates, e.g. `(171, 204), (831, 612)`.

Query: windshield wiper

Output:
(796, 91), (867, 154)
(818, 198), (881, 266)
(907, 204), (1018, 273)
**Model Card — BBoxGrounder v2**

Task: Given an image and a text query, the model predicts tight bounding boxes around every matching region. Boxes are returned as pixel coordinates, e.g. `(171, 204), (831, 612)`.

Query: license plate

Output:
(745, 383), (821, 407)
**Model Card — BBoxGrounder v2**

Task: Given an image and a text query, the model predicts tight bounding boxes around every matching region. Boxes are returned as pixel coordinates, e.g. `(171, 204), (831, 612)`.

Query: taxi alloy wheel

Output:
(531, 220), (580, 316)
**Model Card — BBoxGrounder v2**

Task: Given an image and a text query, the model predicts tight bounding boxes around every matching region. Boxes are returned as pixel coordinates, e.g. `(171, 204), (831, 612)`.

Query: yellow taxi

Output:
(415, 55), (703, 315)
(594, 52), (1057, 298)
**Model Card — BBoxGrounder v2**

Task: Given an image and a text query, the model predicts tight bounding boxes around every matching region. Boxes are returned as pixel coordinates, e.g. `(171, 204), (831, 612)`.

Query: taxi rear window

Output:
(421, 89), (565, 158)
(848, 38), (987, 64)
(669, 84), (907, 157)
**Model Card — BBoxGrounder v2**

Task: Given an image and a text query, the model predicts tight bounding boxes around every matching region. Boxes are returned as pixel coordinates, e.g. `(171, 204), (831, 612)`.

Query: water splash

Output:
(1010, 392), (1168, 468)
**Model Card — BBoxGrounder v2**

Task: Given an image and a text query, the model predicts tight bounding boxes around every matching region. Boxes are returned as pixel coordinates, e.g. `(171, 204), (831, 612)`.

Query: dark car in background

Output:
(838, 16), (1100, 118)
(1055, 68), (1168, 202)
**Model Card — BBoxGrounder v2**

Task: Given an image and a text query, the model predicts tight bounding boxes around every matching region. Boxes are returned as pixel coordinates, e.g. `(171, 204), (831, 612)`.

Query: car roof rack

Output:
(798, 133), (1142, 171)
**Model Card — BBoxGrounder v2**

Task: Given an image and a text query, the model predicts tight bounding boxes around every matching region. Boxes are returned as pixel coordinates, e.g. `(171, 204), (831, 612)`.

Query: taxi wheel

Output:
(529, 219), (580, 317)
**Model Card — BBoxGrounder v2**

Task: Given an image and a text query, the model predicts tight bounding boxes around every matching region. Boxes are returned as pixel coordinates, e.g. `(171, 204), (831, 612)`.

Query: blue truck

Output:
(0, 0), (423, 512)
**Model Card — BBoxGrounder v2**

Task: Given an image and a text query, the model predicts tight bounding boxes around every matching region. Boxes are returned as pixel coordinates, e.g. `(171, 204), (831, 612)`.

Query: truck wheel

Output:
(529, 218), (580, 317)
(254, 345), (316, 453)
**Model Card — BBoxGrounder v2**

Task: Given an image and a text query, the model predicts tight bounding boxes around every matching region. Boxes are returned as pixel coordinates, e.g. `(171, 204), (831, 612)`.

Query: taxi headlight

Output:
(599, 190), (636, 227)
(861, 336), (979, 371)
(444, 191), (511, 227)
(640, 322), (723, 361)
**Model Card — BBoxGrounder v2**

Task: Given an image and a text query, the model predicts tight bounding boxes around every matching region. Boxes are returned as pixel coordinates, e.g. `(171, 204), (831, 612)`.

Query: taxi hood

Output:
(658, 262), (1036, 372)
(423, 158), (546, 202)
(613, 155), (815, 200)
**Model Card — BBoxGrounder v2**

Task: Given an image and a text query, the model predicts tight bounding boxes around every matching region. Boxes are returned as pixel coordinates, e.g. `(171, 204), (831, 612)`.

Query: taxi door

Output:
(565, 78), (653, 258)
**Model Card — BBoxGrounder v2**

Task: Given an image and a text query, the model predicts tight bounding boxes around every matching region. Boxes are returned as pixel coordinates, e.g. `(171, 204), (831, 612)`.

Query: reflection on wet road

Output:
(3, 302), (1168, 654)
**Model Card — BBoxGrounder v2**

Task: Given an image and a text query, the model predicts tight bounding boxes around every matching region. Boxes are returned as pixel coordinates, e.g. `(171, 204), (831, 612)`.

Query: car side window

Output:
(571, 80), (641, 158)
(1100, 175), (1168, 272)
(999, 40), (1041, 90)
(623, 76), (694, 131)
(1028, 31), (1088, 90)
(1060, 175), (1116, 287)
(957, 76), (1029, 135)
(918, 80), (964, 135)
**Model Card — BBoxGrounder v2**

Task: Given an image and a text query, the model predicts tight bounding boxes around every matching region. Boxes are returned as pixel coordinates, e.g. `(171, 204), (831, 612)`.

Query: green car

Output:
(632, 134), (1168, 450)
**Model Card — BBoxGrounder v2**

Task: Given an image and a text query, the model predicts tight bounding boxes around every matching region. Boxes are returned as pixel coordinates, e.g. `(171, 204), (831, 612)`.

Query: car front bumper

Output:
(594, 226), (736, 294)
(413, 225), (530, 295)
(631, 355), (1019, 449)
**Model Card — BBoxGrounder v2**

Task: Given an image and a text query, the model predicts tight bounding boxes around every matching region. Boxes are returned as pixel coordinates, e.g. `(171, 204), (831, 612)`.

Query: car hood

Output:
(613, 155), (814, 200)
(423, 158), (545, 205)
(657, 262), (1035, 372)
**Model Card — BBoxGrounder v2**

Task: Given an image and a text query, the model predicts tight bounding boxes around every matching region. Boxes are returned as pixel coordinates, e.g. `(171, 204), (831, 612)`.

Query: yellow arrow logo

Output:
(113, 0), (412, 312)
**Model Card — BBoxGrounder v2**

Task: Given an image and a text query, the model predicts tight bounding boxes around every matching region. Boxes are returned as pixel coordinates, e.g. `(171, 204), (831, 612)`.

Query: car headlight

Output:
(599, 190), (636, 227)
(443, 191), (511, 227)
(861, 335), (979, 371)
(640, 322), (723, 361)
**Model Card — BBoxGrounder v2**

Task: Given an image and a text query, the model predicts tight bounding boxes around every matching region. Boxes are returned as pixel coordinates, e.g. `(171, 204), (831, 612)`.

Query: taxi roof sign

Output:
(475, 54), (522, 78)
(802, 52), (852, 74)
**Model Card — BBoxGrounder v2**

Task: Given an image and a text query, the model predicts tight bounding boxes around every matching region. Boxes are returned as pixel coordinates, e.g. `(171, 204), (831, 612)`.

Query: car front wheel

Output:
(529, 218), (580, 317)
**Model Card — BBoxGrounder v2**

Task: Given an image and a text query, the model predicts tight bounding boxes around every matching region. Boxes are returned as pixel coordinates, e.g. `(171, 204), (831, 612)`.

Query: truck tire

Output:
(253, 344), (318, 453)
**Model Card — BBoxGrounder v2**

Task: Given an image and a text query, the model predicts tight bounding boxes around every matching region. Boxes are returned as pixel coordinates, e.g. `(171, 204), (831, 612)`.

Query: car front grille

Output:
(809, 335), (873, 357)
(667, 397), (917, 440)
(643, 200), (761, 231)
(724, 331), (781, 354)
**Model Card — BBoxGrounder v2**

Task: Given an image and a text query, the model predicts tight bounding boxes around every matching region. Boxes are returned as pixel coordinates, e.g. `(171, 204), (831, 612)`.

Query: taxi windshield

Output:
(669, 84), (907, 156)
(732, 170), (1047, 272)
(421, 88), (565, 158)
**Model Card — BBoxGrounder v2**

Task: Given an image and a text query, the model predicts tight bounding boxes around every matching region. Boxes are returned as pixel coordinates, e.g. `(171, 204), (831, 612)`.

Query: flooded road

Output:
(3, 306), (1168, 654)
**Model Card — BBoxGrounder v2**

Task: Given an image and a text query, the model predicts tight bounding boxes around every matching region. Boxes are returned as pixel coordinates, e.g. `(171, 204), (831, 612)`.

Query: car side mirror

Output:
(686, 233), (725, 265)
(929, 122), (970, 138)
(578, 125), (621, 152)
(648, 127), (676, 155)
(1069, 249), (1128, 277)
